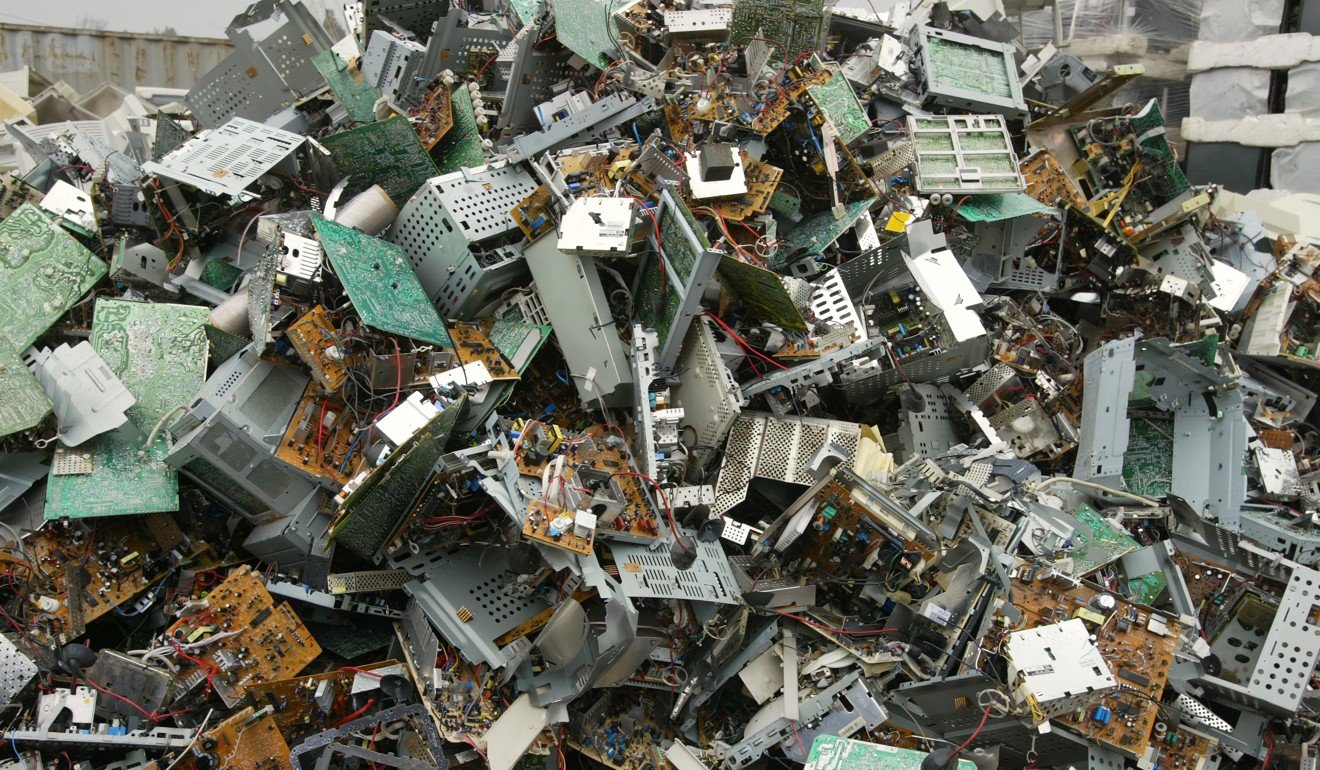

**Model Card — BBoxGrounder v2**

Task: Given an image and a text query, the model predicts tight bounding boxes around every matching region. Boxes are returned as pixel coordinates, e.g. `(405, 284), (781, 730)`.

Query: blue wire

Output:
(113, 579), (167, 617)
(339, 430), (367, 473)
(12, 736), (25, 770)
(805, 121), (826, 157)
(631, 121), (642, 146)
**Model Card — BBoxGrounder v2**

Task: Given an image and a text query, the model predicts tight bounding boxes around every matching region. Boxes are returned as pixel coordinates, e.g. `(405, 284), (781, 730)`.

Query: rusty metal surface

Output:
(0, 23), (234, 94)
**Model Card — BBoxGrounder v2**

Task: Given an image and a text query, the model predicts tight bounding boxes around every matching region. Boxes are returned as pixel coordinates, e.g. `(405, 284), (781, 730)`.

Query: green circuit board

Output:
(923, 34), (1015, 102)
(730, 0), (829, 64)
(313, 49), (381, 124)
(89, 299), (210, 428)
(153, 112), (191, 161)
(553, 0), (618, 69)
(808, 67), (869, 146)
(312, 215), (452, 347)
(44, 300), (209, 520)
(1070, 504), (1140, 576)
(781, 197), (876, 259)
(511, 0), (541, 24)
(0, 204), (108, 349)
(637, 258), (683, 355)
(45, 432), (181, 520)
(434, 87), (486, 173)
(1122, 415), (1173, 499)
(332, 398), (463, 559)
(717, 256), (809, 331)
(488, 318), (552, 372)
(321, 115), (437, 206)
(805, 735), (976, 770)
(1127, 570), (1168, 606)
(0, 338), (51, 439)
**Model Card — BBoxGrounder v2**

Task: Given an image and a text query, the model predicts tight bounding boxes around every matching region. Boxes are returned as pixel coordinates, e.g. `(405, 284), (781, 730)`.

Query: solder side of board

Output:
(0, 203), (107, 349)
(45, 300), (209, 519)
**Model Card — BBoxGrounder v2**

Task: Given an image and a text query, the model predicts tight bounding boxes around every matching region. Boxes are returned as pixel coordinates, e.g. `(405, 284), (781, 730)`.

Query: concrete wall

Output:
(0, 23), (234, 95)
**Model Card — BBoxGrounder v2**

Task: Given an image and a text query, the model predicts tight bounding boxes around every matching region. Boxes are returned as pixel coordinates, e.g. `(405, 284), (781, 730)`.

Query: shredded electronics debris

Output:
(0, 1), (1318, 769)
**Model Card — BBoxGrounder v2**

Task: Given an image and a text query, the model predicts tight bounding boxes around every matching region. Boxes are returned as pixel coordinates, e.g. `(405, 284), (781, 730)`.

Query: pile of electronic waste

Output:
(0, 0), (1317, 769)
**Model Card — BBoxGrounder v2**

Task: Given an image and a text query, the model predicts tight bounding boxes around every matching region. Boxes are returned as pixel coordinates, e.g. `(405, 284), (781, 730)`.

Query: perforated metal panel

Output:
(51, 446), (93, 476)
(609, 533), (741, 604)
(389, 167), (534, 317)
(401, 598), (440, 695)
(713, 413), (861, 515)
(0, 635), (37, 704)
(897, 384), (958, 459)
(328, 569), (411, 594)
(671, 318), (744, 449)
(361, 30), (428, 107)
(141, 119), (303, 202)
(1248, 564), (1320, 711)
(809, 268), (865, 339)
(362, 0), (449, 39)
(714, 414), (764, 515)
(420, 11), (514, 85)
(1173, 693), (1233, 732)
(184, 0), (335, 128)
(396, 545), (550, 669)
(988, 398), (1064, 458)
(964, 362), (1016, 406)
(436, 165), (537, 241)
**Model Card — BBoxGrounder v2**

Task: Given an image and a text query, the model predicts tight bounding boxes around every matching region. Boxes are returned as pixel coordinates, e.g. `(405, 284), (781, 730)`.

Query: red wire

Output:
(83, 676), (154, 722)
(703, 311), (788, 370)
(951, 704), (992, 759)
(337, 697), (376, 726)
(315, 400), (329, 466)
(611, 470), (676, 536)
(630, 197), (668, 297)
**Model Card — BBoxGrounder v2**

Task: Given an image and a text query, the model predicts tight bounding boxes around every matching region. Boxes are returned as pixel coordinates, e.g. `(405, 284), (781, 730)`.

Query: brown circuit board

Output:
(512, 186), (556, 241)
(449, 322), (519, 380)
(557, 145), (635, 189)
(1021, 148), (1086, 209)
(711, 154), (784, 221)
(410, 82), (455, 150)
(286, 306), (347, 392)
(275, 383), (356, 485)
(795, 478), (934, 579)
(514, 435), (661, 539)
(26, 515), (190, 638)
(244, 660), (400, 741)
(664, 70), (831, 145)
(774, 338), (822, 359)
(196, 706), (294, 770)
(1007, 566), (1181, 759)
(1167, 549), (1252, 620)
(167, 565), (322, 706)
(523, 499), (596, 555)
